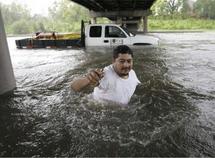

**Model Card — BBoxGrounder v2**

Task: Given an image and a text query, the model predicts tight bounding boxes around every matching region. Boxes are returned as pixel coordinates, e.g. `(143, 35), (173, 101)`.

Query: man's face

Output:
(112, 53), (133, 77)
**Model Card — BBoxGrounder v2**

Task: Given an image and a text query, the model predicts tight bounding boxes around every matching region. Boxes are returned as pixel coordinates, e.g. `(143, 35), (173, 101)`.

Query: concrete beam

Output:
(90, 9), (152, 18)
(0, 11), (16, 95)
(121, 20), (140, 24)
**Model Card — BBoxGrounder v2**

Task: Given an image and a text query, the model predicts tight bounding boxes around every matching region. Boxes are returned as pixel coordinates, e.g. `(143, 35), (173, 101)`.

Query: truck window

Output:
(90, 26), (102, 37)
(105, 26), (126, 38)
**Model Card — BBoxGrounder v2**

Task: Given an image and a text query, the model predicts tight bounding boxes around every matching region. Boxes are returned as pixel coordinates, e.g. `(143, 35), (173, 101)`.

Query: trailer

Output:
(15, 38), (82, 49)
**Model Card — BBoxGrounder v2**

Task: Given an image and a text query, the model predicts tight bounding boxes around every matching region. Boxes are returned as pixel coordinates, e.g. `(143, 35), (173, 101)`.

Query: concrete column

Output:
(142, 16), (148, 33)
(0, 10), (16, 95)
(116, 17), (122, 25)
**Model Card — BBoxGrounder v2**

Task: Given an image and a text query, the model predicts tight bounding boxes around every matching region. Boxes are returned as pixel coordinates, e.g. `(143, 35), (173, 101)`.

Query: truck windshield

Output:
(121, 27), (135, 37)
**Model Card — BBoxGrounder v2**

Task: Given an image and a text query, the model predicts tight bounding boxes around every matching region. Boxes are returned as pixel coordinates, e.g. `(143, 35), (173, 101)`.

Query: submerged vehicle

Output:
(16, 21), (159, 49)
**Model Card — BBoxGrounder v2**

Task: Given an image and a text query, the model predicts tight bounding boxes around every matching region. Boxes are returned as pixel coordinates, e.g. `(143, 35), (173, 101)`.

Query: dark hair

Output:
(113, 45), (133, 59)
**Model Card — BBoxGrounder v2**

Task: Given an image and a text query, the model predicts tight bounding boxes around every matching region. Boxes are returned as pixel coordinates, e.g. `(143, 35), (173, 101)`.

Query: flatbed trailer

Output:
(15, 21), (85, 49)
(15, 38), (82, 49)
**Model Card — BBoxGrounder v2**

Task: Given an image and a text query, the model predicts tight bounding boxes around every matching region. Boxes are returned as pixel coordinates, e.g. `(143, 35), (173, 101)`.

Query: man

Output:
(71, 45), (140, 105)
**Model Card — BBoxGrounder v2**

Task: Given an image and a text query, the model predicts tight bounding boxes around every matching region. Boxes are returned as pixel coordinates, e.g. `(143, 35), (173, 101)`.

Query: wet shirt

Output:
(93, 64), (140, 105)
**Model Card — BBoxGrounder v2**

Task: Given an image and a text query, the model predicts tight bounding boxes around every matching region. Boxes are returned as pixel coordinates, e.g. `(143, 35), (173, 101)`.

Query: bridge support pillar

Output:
(116, 17), (122, 25)
(142, 16), (148, 33)
(0, 11), (16, 96)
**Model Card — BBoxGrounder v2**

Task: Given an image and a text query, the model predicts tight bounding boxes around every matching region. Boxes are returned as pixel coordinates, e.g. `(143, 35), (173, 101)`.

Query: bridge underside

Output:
(71, 0), (156, 32)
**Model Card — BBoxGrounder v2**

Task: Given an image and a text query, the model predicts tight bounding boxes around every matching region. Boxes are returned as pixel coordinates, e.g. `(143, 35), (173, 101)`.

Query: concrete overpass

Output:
(71, 0), (157, 32)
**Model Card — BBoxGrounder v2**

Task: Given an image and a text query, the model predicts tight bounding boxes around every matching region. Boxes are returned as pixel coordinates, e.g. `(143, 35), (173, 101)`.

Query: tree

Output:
(2, 2), (31, 25)
(152, 0), (183, 17)
(0, 2), (33, 34)
(10, 20), (32, 34)
(194, 0), (215, 19)
(31, 14), (47, 32)
(47, 0), (90, 32)
(166, 0), (183, 15)
(181, 0), (190, 16)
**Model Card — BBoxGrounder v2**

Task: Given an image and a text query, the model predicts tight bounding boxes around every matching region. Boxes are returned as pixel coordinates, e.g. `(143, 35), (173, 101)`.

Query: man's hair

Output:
(113, 45), (133, 59)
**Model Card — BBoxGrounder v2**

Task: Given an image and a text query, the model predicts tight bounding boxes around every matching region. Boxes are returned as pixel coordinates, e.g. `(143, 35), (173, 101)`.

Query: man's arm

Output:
(71, 69), (104, 92)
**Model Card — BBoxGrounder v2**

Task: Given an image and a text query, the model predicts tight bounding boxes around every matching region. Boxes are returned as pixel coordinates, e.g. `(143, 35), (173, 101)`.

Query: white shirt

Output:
(93, 65), (140, 105)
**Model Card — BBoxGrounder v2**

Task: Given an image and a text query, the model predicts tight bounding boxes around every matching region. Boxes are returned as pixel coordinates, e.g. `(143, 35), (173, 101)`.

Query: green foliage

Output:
(1, 2), (31, 25)
(47, 0), (90, 32)
(152, 0), (215, 19)
(180, 0), (192, 17)
(0, 2), (31, 33)
(149, 16), (215, 30)
(151, 0), (184, 17)
(194, 0), (215, 19)
(31, 15), (47, 32)
(10, 19), (33, 34)
(149, 0), (215, 30)
(96, 18), (111, 24)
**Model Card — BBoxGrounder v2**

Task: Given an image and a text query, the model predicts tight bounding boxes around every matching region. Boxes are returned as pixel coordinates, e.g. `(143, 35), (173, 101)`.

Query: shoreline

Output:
(149, 30), (204, 33)
(136, 30), (215, 34)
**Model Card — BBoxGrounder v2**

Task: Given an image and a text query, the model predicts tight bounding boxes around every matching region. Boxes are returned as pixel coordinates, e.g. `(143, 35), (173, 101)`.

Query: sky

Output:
(0, 0), (57, 16)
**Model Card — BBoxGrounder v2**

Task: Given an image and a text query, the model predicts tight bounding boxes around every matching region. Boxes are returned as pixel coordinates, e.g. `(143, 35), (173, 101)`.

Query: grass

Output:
(148, 17), (215, 31)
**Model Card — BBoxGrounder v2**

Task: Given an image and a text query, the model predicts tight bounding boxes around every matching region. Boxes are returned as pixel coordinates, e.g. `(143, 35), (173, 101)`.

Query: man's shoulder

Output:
(103, 65), (116, 80)
(129, 69), (141, 84)
(129, 69), (136, 75)
(104, 65), (114, 74)
(104, 64), (112, 70)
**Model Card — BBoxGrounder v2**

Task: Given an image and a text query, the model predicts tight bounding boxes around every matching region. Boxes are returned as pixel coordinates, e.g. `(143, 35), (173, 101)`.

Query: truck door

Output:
(104, 26), (130, 47)
(85, 26), (103, 46)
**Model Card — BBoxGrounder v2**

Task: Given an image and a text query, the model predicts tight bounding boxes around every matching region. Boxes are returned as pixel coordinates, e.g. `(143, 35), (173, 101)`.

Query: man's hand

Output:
(71, 68), (104, 92)
(86, 68), (104, 86)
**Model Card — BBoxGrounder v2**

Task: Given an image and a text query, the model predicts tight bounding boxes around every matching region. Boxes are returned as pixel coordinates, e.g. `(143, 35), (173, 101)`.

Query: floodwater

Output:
(0, 33), (215, 157)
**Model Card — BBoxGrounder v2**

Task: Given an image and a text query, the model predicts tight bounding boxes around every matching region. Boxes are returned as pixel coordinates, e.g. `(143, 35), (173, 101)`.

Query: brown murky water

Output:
(0, 33), (215, 157)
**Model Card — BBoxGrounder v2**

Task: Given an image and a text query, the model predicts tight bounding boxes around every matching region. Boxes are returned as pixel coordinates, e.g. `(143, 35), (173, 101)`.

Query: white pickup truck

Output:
(16, 22), (159, 49)
(84, 23), (159, 47)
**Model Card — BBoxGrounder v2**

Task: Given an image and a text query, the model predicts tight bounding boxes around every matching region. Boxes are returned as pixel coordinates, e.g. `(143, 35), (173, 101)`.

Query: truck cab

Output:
(84, 24), (159, 47)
